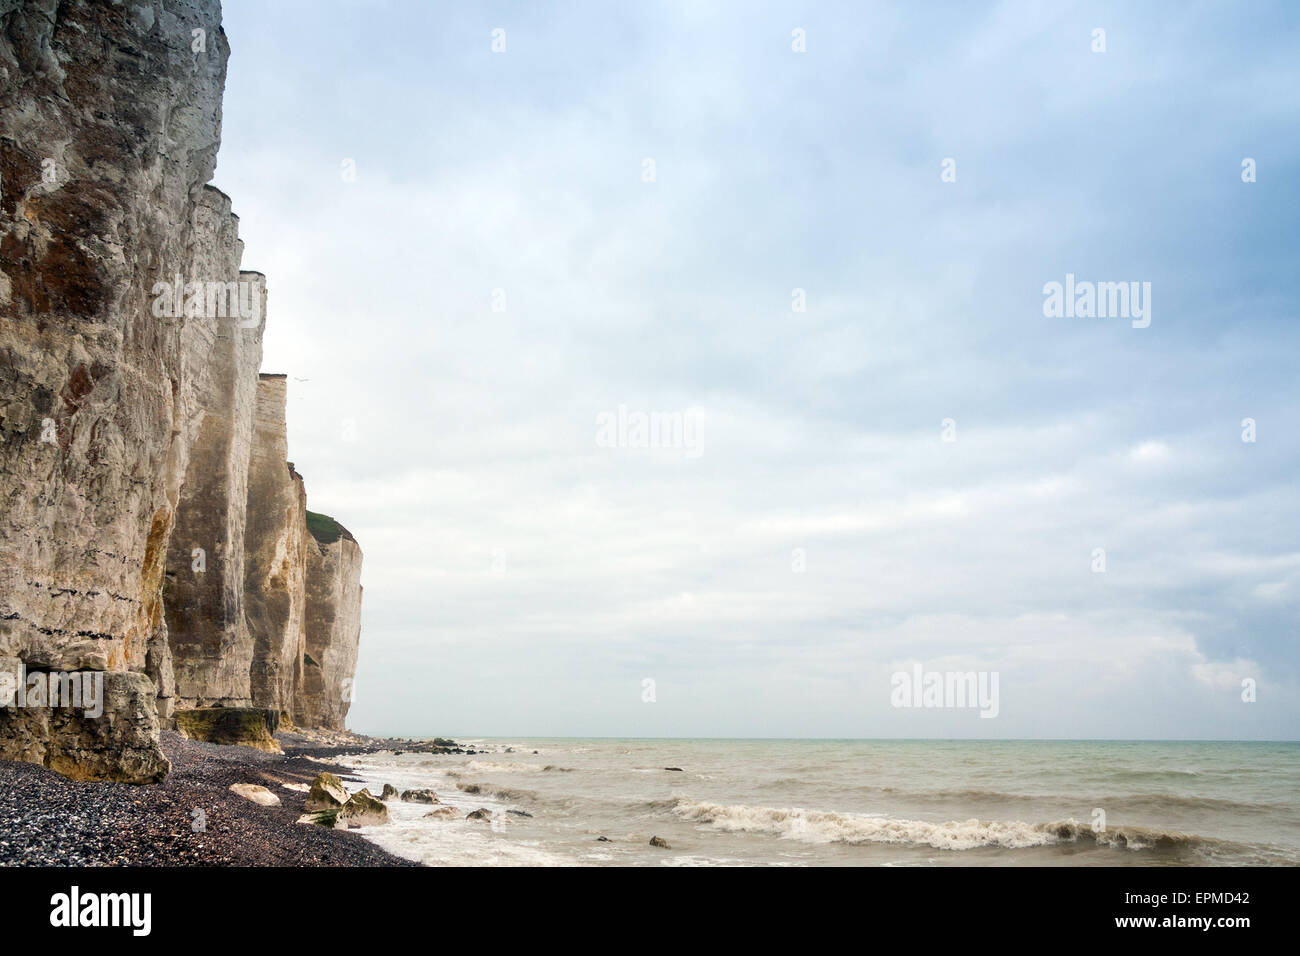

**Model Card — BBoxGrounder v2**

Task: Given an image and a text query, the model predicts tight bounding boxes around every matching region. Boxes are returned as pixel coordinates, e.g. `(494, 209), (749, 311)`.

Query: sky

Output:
(212, 0), (1299, 739)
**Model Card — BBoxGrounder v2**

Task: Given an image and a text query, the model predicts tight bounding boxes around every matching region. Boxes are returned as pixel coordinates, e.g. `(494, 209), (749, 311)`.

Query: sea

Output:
(337, 738), (1300, 866)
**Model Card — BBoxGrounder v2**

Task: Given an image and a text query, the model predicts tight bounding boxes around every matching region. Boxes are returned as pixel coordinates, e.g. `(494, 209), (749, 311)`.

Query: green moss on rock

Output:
(305, 510), (353, 545)
(175, 707), (281, 752)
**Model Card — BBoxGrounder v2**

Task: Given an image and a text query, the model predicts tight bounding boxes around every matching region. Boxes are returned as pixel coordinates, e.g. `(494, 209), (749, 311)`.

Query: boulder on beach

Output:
(380, 783), (400, 800)
(400, 788), (438, 804)
(305, 772), (350, 811)
(649, 836), (671, 848)
(229, 783), (281, 806)
(423, 806), (460, 820)
(175, 708), (282, 753)
(339, 790), (389, 827)
(507, 809), (532, 818)
(465, 808), (494, 822)
(664, 767), (684, 772)
(296, 809), (344, 828)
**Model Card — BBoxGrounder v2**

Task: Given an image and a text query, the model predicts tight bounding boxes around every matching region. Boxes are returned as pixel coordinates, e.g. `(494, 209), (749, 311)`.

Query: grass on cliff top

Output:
(305, 510), (353, 544)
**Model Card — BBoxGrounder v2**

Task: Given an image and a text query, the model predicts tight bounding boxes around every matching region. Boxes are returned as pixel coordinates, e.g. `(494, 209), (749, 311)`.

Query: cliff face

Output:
(0, 0), (366, 780)
(244, 375), (308, 720)
(0, 0), (235, 781)
(162, 272), (264, 709)
(294, 516), (363, 732)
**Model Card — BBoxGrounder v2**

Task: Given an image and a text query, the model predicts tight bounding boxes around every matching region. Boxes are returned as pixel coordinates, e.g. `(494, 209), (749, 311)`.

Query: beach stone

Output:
(339, 790), (389, 827)
(423, 807), (460, 820)
(380, 783), (399, 800)
(400, 788), (438, 803)
(465, 808), (494, 822)
(305, 772), (350, 811)
(649, 836), (671, 848)
(229, 783), (281, 806)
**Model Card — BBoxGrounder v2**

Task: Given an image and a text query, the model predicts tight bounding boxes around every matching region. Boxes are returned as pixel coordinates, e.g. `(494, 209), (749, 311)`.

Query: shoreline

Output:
(0, 731), (436, 867)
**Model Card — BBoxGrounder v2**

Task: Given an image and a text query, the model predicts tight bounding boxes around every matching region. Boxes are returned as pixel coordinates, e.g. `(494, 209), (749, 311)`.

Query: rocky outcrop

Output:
(400, 789), (438, 804)
(298, 773), (389, 829)
(304, 771), (349, 812)
(0, 661), (168, 783)
(0, 0), (366, 781)
(174, 705), (279, 752)
(339, 789), (388, 827)
(0, 0), (236, 782)
(243, 375), (308, 720)
(293, 515), (363, 732)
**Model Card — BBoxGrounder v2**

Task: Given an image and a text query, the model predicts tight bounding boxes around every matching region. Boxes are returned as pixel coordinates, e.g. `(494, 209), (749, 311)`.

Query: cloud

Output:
(214, 0), (1300, 738)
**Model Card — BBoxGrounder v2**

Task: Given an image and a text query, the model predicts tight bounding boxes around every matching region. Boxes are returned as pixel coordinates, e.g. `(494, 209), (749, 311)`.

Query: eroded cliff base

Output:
(0, 666), (168, 784)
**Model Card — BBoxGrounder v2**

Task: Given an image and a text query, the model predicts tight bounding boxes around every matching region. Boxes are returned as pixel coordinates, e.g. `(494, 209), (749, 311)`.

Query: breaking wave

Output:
(455, 782), (538, 801)
(669, 797), (1224, 852)
(459, 761), (573, 775)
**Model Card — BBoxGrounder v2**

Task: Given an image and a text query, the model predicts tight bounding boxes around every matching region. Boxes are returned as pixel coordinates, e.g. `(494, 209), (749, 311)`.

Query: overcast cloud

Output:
(212, 0), (1300, 738)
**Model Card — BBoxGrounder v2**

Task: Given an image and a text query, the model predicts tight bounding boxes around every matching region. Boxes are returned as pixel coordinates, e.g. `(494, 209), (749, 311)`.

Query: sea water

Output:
(338, 738), (1300, 866)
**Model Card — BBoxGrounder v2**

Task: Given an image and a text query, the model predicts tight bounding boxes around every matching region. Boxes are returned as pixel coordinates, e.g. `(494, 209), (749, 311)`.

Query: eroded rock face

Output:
(244, 375), (308, 720)
(294, 516), (363, 731)
(163, 271), (264, 710)
(0, 661), (169, 784)
(1, 0), (366, 779)
(0, 0), (234, 781)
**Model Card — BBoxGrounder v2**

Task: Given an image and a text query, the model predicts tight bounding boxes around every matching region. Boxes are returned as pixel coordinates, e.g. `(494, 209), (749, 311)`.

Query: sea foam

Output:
(670, 798), (1212, 851)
